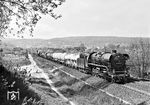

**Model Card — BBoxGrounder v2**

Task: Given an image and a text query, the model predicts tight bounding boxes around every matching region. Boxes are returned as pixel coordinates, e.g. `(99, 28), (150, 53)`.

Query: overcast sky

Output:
(31, 0), (150, 39)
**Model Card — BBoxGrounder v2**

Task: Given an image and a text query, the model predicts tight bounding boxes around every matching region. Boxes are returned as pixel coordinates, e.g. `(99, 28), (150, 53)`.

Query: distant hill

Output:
(49, 36), (150, 48)
(0, 40), (15, 49)
(2, 39), (46, 48)
(2, 36), (150, 48)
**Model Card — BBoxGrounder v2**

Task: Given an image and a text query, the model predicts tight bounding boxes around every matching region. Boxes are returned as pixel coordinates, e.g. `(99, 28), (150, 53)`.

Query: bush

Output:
(0, 64), (43, 105)
(128, 39), (150, 78)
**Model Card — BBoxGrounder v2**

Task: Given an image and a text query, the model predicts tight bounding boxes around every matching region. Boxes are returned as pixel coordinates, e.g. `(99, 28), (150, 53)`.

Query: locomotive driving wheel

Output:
(123, 77), (127, 83)
(86, 66), (93, 75)
(110, 75), (115, 83)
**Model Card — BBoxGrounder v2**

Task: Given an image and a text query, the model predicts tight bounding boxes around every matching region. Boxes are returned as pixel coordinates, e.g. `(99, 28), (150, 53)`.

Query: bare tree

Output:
(0, 0), (65, 38)
(129, 38), (150, 78)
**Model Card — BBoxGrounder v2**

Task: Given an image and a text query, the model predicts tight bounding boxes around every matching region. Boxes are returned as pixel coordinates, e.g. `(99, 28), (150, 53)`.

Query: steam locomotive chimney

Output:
(112, 50), (117, 54)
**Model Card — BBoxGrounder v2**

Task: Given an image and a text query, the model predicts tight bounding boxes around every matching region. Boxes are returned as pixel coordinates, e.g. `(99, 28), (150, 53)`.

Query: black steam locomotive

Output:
(77, 50), (130, 82)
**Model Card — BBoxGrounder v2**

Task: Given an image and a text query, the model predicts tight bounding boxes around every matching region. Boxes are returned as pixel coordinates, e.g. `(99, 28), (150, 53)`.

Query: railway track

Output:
(36, 55), (150, 105)
(123, 84), (150, 96)
(123, 81), (150, 96)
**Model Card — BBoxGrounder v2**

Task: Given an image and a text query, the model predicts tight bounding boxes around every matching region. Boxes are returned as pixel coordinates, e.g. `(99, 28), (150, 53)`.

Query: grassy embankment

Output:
(0, 48), (44, 105)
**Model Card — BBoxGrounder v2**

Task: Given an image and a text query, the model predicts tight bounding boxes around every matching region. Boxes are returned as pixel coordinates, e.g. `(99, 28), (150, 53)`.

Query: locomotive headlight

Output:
(112, 69), (115, 74)
(126, 66), (130, 71)
(124, 70), (127, 74)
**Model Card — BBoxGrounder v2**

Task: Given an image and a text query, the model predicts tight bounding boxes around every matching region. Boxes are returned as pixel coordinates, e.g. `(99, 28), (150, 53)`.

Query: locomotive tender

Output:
(37, 49), (130, 82)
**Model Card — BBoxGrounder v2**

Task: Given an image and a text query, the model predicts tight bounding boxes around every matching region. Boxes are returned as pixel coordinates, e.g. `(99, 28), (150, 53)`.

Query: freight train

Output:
(37, 49), (130, 82)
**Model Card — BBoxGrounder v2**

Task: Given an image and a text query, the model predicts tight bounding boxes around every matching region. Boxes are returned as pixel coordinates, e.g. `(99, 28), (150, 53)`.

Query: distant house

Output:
(147, 66), (150, 73)
(13, 47), (23, 51)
